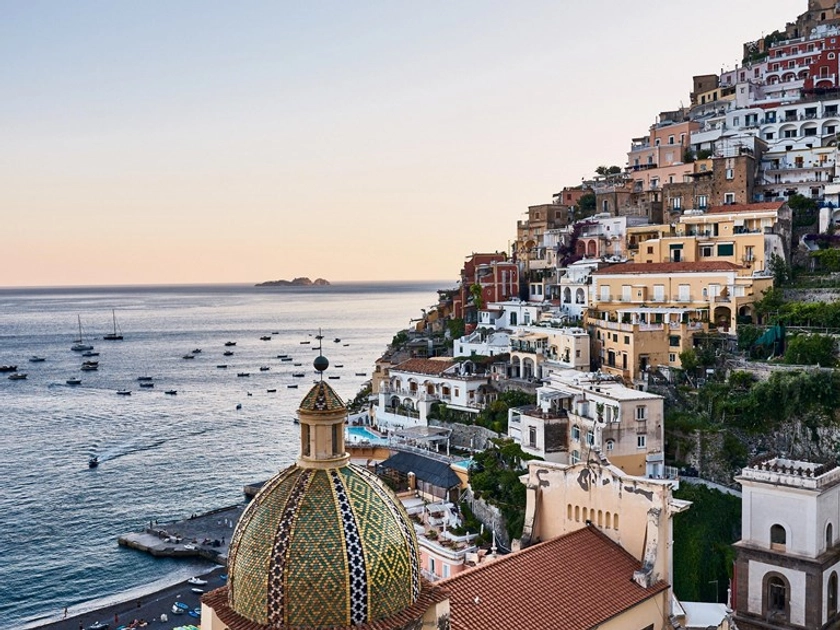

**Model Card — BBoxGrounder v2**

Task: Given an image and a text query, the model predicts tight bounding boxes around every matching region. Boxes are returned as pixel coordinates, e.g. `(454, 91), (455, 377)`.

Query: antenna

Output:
(313, 328), (328, 381)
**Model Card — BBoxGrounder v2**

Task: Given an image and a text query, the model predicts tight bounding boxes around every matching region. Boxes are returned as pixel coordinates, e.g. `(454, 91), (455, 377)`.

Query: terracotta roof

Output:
(391, 358), (456, 376)
(202, 582), (449, 630)
(706, 201), (785, 214)
(442, 526), (669, 630)
(592, 261), (743, 275)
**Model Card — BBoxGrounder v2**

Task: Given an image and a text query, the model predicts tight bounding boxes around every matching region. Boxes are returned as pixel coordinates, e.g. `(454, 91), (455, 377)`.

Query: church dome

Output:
(224, 378), (421, 629)
(228, 464), (420, 628)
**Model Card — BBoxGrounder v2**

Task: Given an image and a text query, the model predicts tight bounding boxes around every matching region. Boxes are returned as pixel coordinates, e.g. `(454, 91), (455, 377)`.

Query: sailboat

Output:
(71, 316), (94, 352)
(103, 309), (123, 340)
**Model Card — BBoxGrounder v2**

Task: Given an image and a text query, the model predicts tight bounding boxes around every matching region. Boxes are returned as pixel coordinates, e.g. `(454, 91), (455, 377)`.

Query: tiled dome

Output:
(227, 463), (421, 629)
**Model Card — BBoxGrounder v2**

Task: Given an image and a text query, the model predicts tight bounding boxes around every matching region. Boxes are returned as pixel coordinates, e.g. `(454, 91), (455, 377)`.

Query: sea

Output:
(0, 281), (443, 629)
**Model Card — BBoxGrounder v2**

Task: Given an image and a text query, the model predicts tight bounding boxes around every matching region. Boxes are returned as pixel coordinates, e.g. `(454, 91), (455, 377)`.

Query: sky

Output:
(1, 1), (802, 287)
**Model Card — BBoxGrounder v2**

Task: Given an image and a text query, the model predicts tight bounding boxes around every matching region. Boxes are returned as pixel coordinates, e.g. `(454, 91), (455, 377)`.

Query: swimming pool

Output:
(452, 459), (473, 470)
(346, 426), (387, 444)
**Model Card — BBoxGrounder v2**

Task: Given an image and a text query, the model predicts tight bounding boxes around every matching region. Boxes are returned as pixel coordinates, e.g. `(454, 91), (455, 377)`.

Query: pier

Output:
(118, 504), (243, 562)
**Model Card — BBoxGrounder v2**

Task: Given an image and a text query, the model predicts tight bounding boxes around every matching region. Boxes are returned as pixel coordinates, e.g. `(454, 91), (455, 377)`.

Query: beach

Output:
(33, 567), (226, 630)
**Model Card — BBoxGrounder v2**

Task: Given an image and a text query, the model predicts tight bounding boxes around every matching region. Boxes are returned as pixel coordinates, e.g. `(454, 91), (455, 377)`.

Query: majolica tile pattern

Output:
(228, 464), (421, 628)
(299, 380), (345, 413)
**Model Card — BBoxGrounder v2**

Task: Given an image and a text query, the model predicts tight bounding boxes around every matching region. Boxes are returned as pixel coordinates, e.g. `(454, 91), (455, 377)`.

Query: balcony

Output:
(674, 294), (694, 303)
(382, 405), (420, 419)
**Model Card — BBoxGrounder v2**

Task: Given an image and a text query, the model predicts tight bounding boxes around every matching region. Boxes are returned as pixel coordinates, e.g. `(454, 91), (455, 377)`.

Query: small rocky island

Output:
(255, 276), (330, 287)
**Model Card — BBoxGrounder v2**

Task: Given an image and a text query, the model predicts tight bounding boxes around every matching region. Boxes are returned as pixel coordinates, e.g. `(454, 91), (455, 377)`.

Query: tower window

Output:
(830, 572), (839, 618)
(765, 575), (789, 622)
(770, 524), (787, 550)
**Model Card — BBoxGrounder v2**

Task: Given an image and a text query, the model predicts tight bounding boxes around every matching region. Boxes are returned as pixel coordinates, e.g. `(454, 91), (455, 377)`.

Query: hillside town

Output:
(338, 2), (840, 629)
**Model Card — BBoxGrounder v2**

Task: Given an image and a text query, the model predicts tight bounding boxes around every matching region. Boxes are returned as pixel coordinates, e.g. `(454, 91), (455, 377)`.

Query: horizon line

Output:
(0, 279), (454, 291)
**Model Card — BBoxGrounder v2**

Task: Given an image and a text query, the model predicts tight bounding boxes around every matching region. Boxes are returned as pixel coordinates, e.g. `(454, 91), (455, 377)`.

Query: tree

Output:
(577, 193), (596, 214)
(595, 165), (622, 176)
(783, 334), (837, 367)
(469, 283), (484, 309)
(768, 253), (790, 287)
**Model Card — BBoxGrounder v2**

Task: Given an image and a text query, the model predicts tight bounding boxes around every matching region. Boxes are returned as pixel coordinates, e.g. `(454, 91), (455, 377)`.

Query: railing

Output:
(382, 406), (421, 419)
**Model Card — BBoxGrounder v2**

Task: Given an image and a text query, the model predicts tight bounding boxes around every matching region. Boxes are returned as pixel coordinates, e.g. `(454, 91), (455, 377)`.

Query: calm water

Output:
(0, 282), (441, 629)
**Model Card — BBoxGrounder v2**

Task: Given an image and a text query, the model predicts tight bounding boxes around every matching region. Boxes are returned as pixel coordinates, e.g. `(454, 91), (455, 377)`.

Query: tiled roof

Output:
(706, 201), (785, 214)
(203, 582), (449, 630)
(391, 358), (456, 376)
(592, 261), (743, 275)
(442, 526), (669, 630)
(299, 380), (345, 413)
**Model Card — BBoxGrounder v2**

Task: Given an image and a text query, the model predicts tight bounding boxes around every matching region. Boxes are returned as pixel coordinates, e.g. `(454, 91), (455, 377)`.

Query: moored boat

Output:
(116, 389), (131, 395)
(8, 372), (27, 380)
(88, 456), (99, 468)
(223, 350), (234, 356)
(29, 356), (46, 362)
(103, 309), (123, 340)
(260, 335), (271, 341)
(67, 377), (82, 385)
(139, 382), (154, 388)
(165, 389), (177, 395)
(237, 372), (250, 377)
(0, 365), (17, 372)
(259, 366), (270, 371)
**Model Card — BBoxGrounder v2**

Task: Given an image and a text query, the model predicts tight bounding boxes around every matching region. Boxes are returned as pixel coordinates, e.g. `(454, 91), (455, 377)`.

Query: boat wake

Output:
(89, 427), (214, 465)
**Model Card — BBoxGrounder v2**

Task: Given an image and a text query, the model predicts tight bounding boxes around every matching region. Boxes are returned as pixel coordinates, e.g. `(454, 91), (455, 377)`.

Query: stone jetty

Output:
(118, 504), (244, 562)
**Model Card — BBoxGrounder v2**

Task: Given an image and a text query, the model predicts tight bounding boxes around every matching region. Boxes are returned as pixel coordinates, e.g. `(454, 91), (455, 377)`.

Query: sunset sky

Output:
(3, 1), (799, 287)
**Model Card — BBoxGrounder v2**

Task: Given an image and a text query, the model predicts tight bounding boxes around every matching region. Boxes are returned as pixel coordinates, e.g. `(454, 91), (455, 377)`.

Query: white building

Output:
(508, 369), (667, 479)
(558, 259), (601, 321)
(454, 329), (510, 358)
(733, 457), (840, 630)
(375, 358), (496, 430)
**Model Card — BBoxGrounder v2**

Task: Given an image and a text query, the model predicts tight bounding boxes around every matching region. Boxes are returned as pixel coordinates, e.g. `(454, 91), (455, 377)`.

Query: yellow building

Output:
(588, 260), (773, 380)
(631, 202), (791, 277)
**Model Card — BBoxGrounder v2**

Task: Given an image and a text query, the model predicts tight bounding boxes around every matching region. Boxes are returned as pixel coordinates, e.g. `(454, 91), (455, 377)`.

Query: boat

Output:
(281, 357), (293, 362)
(217, 364), (228, 369)
(86, 621), (109, 630)
(259, 366), (270, 371)
(235, 403), (242, 410)
(67, 377), (82, 385)
(139, 382), (154, 388)
(187, 577), (208, 585)
(237, 372), (250, 377)
(300, 341), (310, 344)
(71, 316), (94, 352)
(223, 350), (234, 356)
(189, 609), (201, 618)
(267, 388), (277, 393)
(165, 389), (177, 395)
(88, 456), (99, 468)
(103, 309), (123, 340)
(191, 348), (202, 354)
(0, 365), (17, 372)
(171, 604), (184, 615)
(29, 356), (46, 362)
(116, 390), (131, 396)
(82, 351), (99, 357)
(293, 363), (302, 366)
(328, 375), (340, 380)
(8, 373), (27, 380)
(334, 364), (343, 368)
(224, 341), (236, 346)
(81, 361), (99, 371)
(292, 372), (305, 378)
(287, 384), (298, 389)
(190, 587), (204, 594)
(272, 331), (279, 335)
(182, 354), (195, 359)
(260, 335), (271, 341)
(334, 338), (341, 343)
(355, 372), (366, 376)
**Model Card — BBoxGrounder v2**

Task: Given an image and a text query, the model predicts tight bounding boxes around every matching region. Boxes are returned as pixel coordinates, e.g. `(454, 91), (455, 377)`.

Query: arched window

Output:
(613, 513), (619, 530)
(586, 430), (595, 446)
(572, 425), (581, 441)
(828, 523), (834, 550)
(829, 572), (838, 618)
(771, 524), (787, 551)
(571, 449), (580, 464)
(510, 312), (518, 326)
(766, 575), (788, 621)
(567, 504), (572, 520)
(605, 439), (615, 451)
(574, 505), (580, 522)
(605, 511), (612, 529)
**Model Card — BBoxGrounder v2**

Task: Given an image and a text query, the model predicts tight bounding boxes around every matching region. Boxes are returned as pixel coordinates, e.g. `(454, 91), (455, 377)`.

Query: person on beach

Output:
(63, 607), (67, 619)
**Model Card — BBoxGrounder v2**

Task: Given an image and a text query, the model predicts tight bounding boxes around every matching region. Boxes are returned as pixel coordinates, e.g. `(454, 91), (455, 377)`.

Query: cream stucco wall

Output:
(597, 593), (670, 630)
(521, 459), (681, 586)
